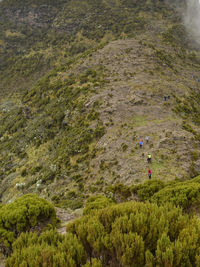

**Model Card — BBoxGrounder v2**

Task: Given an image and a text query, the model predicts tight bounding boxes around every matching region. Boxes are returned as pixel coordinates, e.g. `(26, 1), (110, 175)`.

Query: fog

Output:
(184, 0), (200, 45)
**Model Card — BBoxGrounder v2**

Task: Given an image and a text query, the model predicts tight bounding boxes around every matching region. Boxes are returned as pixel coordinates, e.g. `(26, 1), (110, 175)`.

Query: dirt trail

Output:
(93, 88), (192, 183)
(56, 207), (82, 235)
(0, 255), (5, 267)
(78, 38), (197, 185)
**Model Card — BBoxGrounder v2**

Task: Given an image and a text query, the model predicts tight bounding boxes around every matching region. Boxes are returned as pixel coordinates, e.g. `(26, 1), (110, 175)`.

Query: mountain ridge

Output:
(1, 0), (200, 266)
(0, 0), (200, 208)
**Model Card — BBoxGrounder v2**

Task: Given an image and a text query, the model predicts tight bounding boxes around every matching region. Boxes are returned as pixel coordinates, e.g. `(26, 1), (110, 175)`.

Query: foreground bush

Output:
(68, 201), (200, 267)
(151, 182), (200, 210)
(105, 183), (132, 201)
(5, 201), (200, 266)
(83, 195), (114, 215)
(6, 230), (86, 267)
(0, 194), (57, 256)
(131, 179), (165, 201)
(131, 176), (200, 211)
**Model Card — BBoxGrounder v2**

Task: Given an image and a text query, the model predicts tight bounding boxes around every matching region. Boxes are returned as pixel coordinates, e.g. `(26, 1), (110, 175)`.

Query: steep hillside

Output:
(0, 0), (168, 95)
(0, 0), (200, 210)
(1, 0), (200, 266)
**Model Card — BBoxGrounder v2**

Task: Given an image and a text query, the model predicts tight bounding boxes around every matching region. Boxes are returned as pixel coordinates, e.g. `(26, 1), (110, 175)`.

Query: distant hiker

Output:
(139, 140), (143, 148)
(164, 96), (167, 101)
(145, 136), (150, 143)
(148, 169), (152, 179)
(167, 95), (170, 100)
(147, 153), (152, 163)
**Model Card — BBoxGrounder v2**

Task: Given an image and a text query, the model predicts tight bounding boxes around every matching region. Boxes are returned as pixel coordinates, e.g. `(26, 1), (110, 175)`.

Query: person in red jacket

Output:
(148, 169), (152, 179)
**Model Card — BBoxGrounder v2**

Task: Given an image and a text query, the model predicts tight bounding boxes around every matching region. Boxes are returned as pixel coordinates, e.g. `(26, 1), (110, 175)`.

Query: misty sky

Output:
(184, 0), (200, 44)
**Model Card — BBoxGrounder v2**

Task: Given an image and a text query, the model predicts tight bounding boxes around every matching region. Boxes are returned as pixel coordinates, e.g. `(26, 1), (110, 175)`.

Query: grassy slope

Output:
(0, 0), (154, 95)
(0, 0), (200, 209)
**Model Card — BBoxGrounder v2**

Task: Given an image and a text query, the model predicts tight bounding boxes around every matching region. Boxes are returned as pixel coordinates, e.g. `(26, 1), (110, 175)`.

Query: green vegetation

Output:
(151, 181), (200, 210)
(83, 195), (114, 215)
(105, 183), (132, 201)
(0, 194), (58, 256)
(0, 0), (176, 94)
(131, 179), (165, 201)
(0, 68), (106, 201)
(0, 0), (197, 202)
(174, 90), (200, 140)
(5, 200), (200, 266)
(6, 230), (87, 267)
(67, 201), (200, 266)
(105, 176), (200, 212)
(1, 0), (200, 265)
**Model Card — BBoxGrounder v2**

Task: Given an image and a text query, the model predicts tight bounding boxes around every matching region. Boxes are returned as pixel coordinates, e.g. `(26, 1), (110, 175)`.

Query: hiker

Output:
(148, 169), (152, 179)
(147, 153), (152, 163)
(139, 140), (143, 148)
(167, 95), (170, 100)
(145, 136), (150, 143)
(164, 96), (167, 101)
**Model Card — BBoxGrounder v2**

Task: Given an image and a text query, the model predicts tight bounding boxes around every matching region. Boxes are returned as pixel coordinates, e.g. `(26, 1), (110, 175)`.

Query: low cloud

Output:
(184, 0), (200, 45)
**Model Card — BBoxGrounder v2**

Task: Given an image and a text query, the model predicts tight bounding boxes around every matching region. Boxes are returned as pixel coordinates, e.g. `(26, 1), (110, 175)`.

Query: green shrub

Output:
(129, 176), (200, 211)
(154, 49), (174, 69)
(121, 143), (128, 152)
(0, 194), (57, 256)
(131, 179), (165, 201)
(105, 183), (132, 200)
(83, 195), (114, 215)
(68, 201), (200, 267)
(190, 150), (200, 161)
(84, 258), (102, 267)
(151, 182), (200, 210)
(41, 170), (56, 184)
(6, 230), (86, 267)
(6, 200), (200, 267)
(93, 126), (105, 139)
(20, 168), (27, 177)
(162, 24), (187, 47)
